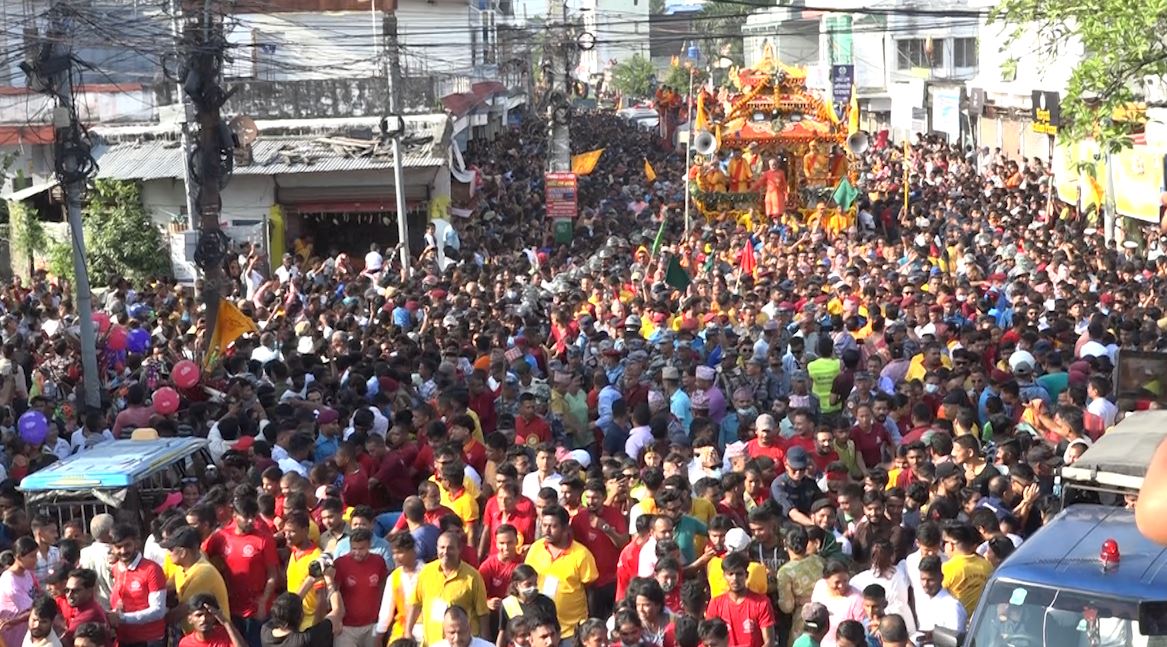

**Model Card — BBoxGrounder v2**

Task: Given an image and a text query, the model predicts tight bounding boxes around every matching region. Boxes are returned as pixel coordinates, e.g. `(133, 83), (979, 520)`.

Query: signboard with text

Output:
(831, 64), (854, 118)
(545, 172), (578, 219)
(1032, 90), (1061, 135)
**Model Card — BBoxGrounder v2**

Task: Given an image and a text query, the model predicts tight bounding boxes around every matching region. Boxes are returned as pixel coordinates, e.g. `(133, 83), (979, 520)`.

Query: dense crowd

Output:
(0, 105), (1157, 647)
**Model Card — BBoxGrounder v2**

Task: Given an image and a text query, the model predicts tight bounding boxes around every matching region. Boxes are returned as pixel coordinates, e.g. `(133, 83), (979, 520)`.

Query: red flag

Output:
(739, 240), (757, 277)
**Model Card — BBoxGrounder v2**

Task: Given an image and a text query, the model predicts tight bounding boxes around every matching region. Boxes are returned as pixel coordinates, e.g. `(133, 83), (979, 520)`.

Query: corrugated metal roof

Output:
(93, 115), (449, 181)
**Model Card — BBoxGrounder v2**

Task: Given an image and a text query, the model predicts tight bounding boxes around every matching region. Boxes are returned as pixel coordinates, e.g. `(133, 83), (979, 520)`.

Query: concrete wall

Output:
(141, 175), (277, 228)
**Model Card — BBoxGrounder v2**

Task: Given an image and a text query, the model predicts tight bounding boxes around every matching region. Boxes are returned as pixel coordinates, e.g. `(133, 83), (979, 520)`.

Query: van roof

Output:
(995, 504), (1167, 600)
(1061, 410), (1167, 491)
(19, 438), (209, 492)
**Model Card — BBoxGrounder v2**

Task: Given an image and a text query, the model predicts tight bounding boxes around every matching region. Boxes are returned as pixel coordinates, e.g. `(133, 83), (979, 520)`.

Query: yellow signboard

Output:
(1112, 147), (1165, 223)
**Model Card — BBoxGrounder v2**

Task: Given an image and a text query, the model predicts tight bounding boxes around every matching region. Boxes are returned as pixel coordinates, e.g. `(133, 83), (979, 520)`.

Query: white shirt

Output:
(79, 541), (113, 606)
(250, 345), (281, 364)
(277, 457), (308, 478)
(1088, 397), (1118, 428)
(365, 250), (384, 271)
(521, 471), (563, 501)
(915, 587), (967, 633)
(902, 550), (947, 598)
(69, 428), (115, 454)
(976, 533), (1024, 557)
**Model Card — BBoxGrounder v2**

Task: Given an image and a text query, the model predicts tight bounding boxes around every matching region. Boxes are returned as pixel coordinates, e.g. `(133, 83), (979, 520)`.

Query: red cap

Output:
(232, 436), (255, 451)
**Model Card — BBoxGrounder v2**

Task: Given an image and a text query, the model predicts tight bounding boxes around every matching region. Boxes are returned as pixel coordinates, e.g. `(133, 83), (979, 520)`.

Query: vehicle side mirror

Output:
(932, 626), (965, 647)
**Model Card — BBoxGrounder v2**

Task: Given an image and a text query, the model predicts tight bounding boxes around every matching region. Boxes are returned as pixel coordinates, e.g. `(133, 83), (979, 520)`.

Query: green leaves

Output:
(611, 54), (658, 99)
(82, 179), (172, 283)
(993, 0), (1167, 152)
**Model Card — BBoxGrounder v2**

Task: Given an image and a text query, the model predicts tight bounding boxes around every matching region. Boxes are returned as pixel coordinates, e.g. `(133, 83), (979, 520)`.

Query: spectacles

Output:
(63, 587), (88, 594)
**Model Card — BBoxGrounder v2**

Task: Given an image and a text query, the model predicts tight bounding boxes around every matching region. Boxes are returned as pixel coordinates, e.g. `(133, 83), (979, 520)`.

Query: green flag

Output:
(832, 176), (860, 211)
(664, 256), (691, 292)
(651, 218), (667, 256)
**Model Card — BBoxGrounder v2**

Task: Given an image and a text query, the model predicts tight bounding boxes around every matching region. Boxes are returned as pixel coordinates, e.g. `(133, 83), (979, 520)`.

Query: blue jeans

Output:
(233, 616), (264, 647)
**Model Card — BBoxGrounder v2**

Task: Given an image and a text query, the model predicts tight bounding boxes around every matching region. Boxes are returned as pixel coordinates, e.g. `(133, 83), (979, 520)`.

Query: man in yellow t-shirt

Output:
(164, 526), (231, 628)
(284, 511), (325, 630)
(941, 522), (994, 617)
(706, 525), (768, 597)
(406, 532), (489, 645)
(524, 506), (598, 639)
(376, 533), (424, 641)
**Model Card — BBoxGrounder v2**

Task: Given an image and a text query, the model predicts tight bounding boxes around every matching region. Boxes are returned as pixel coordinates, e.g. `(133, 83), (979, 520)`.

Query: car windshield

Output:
(969, 581), (1167, 647)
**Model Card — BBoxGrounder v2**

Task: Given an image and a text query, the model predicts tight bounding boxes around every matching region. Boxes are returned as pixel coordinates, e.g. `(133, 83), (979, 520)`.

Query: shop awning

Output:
(0, 179), (58, 202)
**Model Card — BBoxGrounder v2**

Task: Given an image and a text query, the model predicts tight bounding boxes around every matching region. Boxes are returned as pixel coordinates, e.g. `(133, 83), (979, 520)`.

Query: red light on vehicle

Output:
(1101, 538), (1120, 568)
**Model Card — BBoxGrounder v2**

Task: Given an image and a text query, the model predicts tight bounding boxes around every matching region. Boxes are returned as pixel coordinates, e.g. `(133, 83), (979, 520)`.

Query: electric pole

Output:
(26, 1), (101, 409)
(183, 0), (233, 353)
(546, 0), (571, 173)
(384, 12), (410, 280)
(169, 0), (198, 229)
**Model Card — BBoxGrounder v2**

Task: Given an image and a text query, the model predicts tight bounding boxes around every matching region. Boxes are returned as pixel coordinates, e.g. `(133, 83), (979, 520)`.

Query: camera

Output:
(307, 552), (333, 578)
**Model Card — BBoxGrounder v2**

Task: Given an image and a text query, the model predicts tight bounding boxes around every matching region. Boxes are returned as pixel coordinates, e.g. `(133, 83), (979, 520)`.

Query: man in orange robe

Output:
(754, 158), (788, 220)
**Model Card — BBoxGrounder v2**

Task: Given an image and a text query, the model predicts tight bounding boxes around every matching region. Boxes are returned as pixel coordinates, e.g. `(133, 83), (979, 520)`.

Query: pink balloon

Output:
(153, 387), (180, 415)
(172, 360), (200, 389)
(92, 312), (111, 334)
(106, 325), (128, 351)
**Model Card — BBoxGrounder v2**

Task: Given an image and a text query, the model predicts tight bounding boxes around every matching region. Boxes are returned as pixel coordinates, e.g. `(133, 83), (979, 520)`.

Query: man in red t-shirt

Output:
(204, 497), (278, 645)
(478, 482), (536, 560)
(616, 512), (652, 601)
(333, 529), (389, 646)
(705, 552), (776, 647)
(514, 393), (551, 447)
(479, 525), (523, 603)
(61, 568), (109, 647)
(569, 480), (629, 620)
(810, 429), (840, 475)
(109, 523), (168, 647)
(178, 593), (248, 647)
(745, 414), (787, 468)
(336, 443), (371, 508)
(851, 402), (892, 468)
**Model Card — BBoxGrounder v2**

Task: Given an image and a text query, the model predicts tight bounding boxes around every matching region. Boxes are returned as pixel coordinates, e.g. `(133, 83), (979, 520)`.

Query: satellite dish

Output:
(229, 115), (259, 147)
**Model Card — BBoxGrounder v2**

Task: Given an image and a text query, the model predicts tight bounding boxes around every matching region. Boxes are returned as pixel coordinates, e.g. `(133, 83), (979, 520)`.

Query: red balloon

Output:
(92, 312), (111, 334)
(172, 360), (200, 389)
(106, 325), (128, 351)
(153, 387), (180, 415)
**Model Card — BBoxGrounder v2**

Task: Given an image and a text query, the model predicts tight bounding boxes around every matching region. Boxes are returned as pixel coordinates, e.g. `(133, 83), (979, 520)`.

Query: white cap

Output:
(725, 528), (751, 552)
(1009, 349), (1037, 373)
(567, 449), (592, 469)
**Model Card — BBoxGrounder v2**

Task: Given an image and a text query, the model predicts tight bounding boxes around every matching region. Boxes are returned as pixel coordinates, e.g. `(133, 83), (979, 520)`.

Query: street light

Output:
(682, 41), (700, 236)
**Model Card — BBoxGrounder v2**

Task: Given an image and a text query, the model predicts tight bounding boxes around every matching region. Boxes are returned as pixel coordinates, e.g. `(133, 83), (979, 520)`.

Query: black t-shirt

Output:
(260, 620), (334, 647)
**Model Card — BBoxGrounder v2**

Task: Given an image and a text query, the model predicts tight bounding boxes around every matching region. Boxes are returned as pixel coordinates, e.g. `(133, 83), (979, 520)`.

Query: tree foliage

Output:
(82, 179), (171, 283)
(991, 0), (1167, 152)
(696, 0), (771, 65)
(610, 54), (657, 99)
(7, 199), (47, 278)
(662, 64), (707, 91)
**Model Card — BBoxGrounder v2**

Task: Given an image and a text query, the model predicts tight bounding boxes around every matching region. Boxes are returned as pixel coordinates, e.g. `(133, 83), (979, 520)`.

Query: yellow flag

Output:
(571, 148), (605, 175)
(644, 159), (657, 183)
(1084, 173), (1104, 212)
(847, 83), (860, 136)
(205, 298), (259, 369)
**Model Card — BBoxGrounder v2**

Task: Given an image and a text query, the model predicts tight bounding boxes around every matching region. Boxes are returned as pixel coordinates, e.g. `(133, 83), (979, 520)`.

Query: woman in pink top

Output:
(0, 538), (40, 647)
(810, 559), (863, 647)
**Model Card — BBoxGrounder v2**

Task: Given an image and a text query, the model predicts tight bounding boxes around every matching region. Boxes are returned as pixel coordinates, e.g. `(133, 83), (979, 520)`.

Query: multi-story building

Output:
(0, 0), (529, 274)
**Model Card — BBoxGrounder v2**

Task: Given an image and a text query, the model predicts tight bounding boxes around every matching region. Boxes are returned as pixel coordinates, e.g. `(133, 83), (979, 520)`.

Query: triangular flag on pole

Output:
(644, 159), (657, 183)
(832, 176), (860, 211)
(204, 298), (259, 369)
(651, 217), (667, 256)
(739, 239), (757, 277)
(664, 256), (691, 291)
(571, 148), (605, 175)
(847, 83), (860, 136)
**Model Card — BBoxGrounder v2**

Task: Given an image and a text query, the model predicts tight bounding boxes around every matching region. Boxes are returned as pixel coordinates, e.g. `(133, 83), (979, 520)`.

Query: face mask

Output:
(518, 586), (537, 599)
(736, 407), (756, 418)
(924, 383), (940, 394)
(790, 395), (810, 408)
